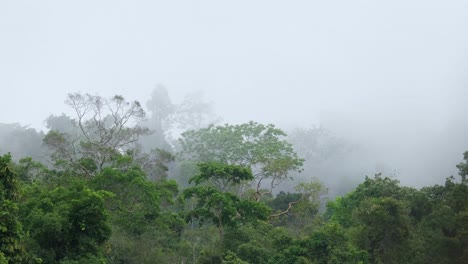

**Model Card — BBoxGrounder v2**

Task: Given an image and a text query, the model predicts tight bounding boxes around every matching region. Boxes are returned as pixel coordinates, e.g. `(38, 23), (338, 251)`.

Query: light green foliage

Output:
(0, 253), (7, 264)
(110, 149), (175, 182)
(179, 122), (303, 199)
(179, 121), (302, 167)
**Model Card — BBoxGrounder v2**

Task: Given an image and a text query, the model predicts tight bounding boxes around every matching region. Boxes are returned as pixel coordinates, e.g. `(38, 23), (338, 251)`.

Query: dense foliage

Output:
(1, 93), (466, 263)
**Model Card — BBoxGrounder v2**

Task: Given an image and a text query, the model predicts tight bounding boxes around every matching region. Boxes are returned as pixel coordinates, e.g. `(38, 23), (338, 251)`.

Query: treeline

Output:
(0, 92), (467, 263)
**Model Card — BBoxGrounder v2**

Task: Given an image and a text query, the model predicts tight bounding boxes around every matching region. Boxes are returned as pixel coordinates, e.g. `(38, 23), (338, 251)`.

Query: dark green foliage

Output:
(15, 157), (50, 183)
(326, 174), (406, 228)
(410, 176), (468, 264)
(183, 162), (271, 246)
(183, 186), (271, 242)
(268, 223), (367, 264)
(351, 197), (410, 263)
(0, 154), (27, 263)
(92, 167), (162, 235)
(456, 151), (468, 182)
(222, 222), (284, 264)
(325, 176), (414, 263)
(189, 162), (253, 191)
(90, 160), (187, 263)
(268, 191), (302, 211)
(20, 177), (111, 263)
(324, 165), (468, 264)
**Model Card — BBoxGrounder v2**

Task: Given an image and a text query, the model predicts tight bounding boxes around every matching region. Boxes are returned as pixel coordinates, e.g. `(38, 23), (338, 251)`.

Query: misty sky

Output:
(1, 1), (468, 186)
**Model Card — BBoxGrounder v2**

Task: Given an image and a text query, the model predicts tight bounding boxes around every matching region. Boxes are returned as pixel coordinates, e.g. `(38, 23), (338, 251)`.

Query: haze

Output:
(1, 0), (468, 187)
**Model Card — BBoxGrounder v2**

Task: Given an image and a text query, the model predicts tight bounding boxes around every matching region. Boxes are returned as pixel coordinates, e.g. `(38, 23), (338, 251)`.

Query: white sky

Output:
(1, 0), (468, 185)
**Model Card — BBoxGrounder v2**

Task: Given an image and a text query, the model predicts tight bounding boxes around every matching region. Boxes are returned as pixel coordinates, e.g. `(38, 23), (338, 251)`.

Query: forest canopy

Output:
(0, 92), (467, 264)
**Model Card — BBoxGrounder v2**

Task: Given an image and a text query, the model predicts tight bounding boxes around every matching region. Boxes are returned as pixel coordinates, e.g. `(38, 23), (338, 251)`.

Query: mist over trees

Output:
(0, 90), (467, 263)
(0, 124), (46, 163)
(1, 0), (467, 262)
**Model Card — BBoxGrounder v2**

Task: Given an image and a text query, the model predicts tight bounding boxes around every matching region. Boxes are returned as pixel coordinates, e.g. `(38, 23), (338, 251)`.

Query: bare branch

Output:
(269, 200), (301, 218)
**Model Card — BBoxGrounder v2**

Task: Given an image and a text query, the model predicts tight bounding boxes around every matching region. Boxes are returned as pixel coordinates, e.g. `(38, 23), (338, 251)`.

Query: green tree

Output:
(413, 175), (468, 264)
(92, 165), (170, 235)
(183, 163), (271, 245)
(20, 177), (111, 263)
(189, 162), (253, 193)
(91, 160), (185, 263)
(270, 223), (367, 264)
(323, 174), (414, 263)
(15, 157), (50, 183)
(456, 150), (468, 183)
(179, 121), (303, 200)
(326, 174), (407, 228)
(0, 154), (27, 263)
(351, 197), (410, 264)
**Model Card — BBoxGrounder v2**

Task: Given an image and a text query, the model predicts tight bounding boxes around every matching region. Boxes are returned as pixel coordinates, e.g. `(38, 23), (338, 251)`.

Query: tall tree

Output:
(0, 154), (27, 263)
(179, 121), (303, 200)
(142, 86), (221, 151)
(456, 151), (468, 183)
(20, 177), (111, 263)
(183, 162), (270, 245)
(43, 93), (149, 177)
(140, 85), (175, 151)
(175, 91), (221, 131)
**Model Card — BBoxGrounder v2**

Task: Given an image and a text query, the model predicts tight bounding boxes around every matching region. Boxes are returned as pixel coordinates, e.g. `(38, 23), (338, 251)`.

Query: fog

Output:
(1, 0), (468, 189)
